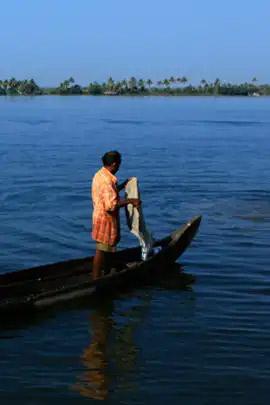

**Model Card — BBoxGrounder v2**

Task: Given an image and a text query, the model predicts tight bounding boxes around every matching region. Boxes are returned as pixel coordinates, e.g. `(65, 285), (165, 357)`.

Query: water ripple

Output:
(1, 96), (270, 404)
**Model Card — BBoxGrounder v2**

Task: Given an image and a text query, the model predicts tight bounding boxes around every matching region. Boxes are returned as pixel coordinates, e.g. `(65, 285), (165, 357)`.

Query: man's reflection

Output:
(72, 295), (144, 400)
(72, 301), (113, 400)
(72, 264), (194, 400)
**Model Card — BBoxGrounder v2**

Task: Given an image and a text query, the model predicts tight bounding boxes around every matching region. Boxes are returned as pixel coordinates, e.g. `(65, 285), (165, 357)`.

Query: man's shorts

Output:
(96, 242), (117, 253)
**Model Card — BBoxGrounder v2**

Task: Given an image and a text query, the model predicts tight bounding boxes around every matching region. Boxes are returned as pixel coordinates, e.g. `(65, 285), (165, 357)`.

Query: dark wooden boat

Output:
(0, 216), (201, 314)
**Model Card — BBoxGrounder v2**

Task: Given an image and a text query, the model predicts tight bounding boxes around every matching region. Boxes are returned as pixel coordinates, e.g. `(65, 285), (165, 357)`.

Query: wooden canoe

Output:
(0, 216), (201, 314)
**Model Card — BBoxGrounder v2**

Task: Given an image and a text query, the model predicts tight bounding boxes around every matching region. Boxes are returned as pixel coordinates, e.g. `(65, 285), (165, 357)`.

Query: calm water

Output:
(1, 96), (270, 404)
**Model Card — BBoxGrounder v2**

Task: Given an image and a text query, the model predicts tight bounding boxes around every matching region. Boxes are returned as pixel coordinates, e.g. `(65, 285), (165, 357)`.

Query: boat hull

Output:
(0, 216), (201, 314)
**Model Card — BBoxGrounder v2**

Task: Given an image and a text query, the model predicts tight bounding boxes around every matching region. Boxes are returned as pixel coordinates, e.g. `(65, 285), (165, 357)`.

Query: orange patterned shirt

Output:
(91, 167), (120, 246)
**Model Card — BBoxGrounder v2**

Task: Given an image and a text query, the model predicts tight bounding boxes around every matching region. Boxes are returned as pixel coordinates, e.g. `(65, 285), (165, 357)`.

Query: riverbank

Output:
(0, 91), (267, 97)
(0, 77), (269, 96)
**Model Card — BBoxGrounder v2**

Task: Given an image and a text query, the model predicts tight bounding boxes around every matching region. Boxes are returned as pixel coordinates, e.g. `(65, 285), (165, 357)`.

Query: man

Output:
(91, 151), (140, 279)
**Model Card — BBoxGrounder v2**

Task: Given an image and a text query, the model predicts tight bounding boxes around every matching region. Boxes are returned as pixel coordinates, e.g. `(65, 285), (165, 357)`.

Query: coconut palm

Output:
(181, 76), (188, 85)
(138, 79), (145, 92)
(3, 80), (9, 91)
(107, 77), (114, 91)
(120, 79), (128, 93)
(9, 77), (18, 90)
(146, 79), (152, 89)
(128, 77), (137, 92)
(163, 78), (170, 87)
(214, 78), (220, 95)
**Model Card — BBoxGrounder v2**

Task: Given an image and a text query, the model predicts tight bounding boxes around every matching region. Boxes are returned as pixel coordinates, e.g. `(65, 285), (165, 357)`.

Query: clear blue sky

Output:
(1, 0), (269, 85)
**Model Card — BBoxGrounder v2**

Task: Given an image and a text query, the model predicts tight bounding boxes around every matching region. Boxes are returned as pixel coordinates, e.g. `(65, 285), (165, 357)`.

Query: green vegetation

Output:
(1, 76), (270, 96)
(0, 78), (42, 95)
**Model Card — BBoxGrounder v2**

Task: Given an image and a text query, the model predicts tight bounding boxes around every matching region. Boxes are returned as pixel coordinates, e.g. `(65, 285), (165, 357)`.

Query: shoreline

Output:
(0, 77), (268, 97)
(0, 93), (268, 98)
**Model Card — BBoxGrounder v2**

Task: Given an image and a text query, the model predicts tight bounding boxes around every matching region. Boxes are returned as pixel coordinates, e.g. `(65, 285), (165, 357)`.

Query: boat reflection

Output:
(72, 263), (194, 400)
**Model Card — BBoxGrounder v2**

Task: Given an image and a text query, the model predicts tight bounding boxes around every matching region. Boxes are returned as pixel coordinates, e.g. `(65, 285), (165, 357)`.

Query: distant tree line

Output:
(1, 76), (270, 96)
(0, 78), (42, 95)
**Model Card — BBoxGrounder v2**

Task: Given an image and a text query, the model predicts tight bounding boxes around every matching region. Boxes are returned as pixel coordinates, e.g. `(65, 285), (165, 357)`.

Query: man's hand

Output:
(123, 178), (132, 188)
(117, 197), (141, 209)
(128, 198), (141, 208)
(117, 177), (133, 191)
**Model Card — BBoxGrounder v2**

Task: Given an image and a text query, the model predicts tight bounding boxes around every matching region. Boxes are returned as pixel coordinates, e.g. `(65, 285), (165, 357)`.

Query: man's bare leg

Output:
(92, 249), (105, 280)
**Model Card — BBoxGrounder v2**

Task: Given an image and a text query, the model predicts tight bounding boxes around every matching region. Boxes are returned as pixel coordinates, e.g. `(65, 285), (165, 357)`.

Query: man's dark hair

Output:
(102, 150), (121, 166)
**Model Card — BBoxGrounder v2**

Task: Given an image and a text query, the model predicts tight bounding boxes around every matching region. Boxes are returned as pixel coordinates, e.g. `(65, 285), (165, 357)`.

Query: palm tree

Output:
(181, 76), (188, 85)
(138, 79), (145, 92)
(163, 78), (170, 88)
(252, 77), (257, 83)
(146, 79), (152, 89)
(9, 77), (18, 90)
(214, 78), (220, 95)
(120, 79), (128, 92)
(5, 77), (18, 94)
(107, 77), (114, 91)
(3, 79), (9, 91)
(58, 79), (71, 93)
(63, 80), (70, 90)
(0, 80), (5, 95)
(0, 80), (4, 94)
(114, 81), (122, 93)
(128, 77), (137, 92)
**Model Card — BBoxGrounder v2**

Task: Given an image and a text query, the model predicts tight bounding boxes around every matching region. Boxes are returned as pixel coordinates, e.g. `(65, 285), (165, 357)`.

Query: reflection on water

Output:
(72, 302), (113, 400)
(2, 96), (270, 404)
(152, 264), (196, 290)
(72, 266), (194, 400)
(72, 296), (146, 401)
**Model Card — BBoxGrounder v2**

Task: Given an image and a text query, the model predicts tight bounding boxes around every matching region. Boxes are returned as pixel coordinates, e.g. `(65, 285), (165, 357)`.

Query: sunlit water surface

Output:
(1, 96), (270, 404)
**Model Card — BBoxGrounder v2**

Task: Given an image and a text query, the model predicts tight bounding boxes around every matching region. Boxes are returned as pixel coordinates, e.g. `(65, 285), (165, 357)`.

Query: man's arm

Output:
(103, 182), (140, 213)
(117, 178), (130, 192)
(117, 198), (141, 209)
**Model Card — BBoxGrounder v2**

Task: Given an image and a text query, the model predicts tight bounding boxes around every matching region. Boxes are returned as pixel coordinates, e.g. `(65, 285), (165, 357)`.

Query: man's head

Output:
(102, 150), (122, 174)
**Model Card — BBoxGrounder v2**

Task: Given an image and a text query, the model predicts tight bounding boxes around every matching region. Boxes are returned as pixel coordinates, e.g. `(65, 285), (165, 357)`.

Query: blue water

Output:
(1, 96), (270, 404)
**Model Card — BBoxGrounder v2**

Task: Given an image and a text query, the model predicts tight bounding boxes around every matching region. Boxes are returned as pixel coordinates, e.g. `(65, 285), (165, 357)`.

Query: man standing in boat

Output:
(91, 151), (140, 279)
